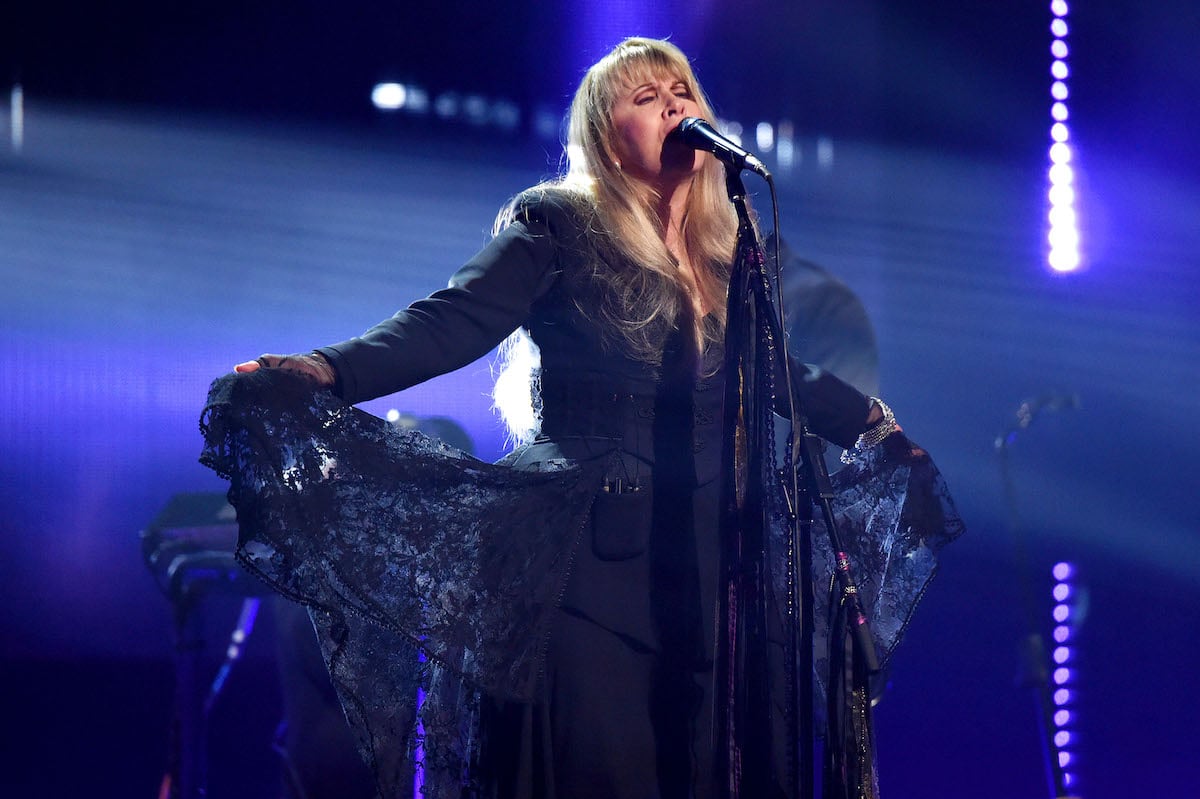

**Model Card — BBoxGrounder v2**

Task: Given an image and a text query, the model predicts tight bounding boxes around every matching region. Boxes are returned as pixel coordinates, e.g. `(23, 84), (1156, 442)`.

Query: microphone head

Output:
(674, 117), (770, 178)
(676, 116), (711, 139)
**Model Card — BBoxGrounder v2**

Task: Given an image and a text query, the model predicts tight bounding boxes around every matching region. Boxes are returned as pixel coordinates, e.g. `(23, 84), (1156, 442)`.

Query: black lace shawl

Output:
(200, 366), (962, 798)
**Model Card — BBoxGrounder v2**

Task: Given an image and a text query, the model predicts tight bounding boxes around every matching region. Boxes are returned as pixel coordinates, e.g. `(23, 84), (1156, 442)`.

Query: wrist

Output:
(841, 397), (901, 463)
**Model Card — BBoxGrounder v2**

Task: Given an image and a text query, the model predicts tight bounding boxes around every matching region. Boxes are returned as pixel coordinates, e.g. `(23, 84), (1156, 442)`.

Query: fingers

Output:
(232, 353), (335, 388)
(234, 354), (278, 373)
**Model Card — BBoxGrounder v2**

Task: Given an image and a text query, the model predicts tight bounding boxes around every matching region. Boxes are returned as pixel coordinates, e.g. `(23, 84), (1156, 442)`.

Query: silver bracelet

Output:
(841, 397), (900, 463)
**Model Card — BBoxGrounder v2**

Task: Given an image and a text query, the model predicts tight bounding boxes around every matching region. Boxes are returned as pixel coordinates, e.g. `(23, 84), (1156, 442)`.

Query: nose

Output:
(665, 96), (685, 118)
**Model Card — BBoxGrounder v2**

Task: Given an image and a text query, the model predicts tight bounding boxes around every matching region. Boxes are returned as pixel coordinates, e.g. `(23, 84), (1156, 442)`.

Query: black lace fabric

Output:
(807, 435), (965, 694)
(200, 369), (610, 797)
(199, 368), (963, 799)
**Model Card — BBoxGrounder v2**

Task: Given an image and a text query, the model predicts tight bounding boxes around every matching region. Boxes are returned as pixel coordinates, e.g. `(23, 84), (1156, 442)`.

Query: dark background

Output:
(2, 2), (1198, 797)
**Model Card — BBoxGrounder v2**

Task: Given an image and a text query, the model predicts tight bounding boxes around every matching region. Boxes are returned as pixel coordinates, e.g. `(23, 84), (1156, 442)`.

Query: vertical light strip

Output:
(1050, 561), (1080, 792)
(1047, 0), (1080, 272)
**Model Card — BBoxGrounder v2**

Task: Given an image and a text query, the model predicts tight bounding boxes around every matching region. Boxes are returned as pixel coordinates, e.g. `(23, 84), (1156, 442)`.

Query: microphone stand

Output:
(715, 164), (880, 799)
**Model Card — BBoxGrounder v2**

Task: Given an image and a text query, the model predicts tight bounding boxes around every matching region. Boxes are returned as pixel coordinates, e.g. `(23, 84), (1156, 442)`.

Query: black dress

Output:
(200, 192), (963, 798)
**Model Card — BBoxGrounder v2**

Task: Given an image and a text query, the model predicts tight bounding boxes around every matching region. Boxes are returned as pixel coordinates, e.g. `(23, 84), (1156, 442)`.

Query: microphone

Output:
(995, 391), (1080, 449)
(674, 117), (770, 178)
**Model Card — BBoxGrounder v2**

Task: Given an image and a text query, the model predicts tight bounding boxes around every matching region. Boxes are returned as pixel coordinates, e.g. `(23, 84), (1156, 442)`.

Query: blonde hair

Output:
(493, 38), (742, 443)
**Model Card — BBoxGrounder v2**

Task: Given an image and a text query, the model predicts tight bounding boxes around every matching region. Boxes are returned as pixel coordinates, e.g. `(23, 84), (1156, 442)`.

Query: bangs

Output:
(593, 40), (697, 108)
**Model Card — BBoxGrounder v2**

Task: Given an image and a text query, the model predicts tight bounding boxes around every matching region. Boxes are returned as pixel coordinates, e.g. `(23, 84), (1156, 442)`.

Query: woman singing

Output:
(205, 36), (960, 799)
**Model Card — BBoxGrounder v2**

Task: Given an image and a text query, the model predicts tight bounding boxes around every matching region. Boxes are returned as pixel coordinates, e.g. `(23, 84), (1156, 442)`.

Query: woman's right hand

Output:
(234, 352), (337, 388)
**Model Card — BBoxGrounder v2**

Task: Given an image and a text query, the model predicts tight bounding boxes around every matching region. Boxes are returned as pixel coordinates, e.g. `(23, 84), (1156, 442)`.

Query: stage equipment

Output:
(995, 393), (1084, 799)
(142, 490), (262, 799)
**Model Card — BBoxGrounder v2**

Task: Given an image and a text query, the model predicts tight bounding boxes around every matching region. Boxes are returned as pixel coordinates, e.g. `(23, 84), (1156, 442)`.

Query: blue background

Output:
(2, 1), (1197, 796)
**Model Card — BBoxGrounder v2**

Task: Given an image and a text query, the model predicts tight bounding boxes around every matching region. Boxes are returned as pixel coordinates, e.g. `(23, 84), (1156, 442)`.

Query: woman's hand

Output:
(234, 353), (337, 388)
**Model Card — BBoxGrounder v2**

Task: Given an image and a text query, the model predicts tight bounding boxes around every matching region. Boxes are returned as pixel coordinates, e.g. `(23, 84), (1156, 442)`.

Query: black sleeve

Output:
(314, 199), (567, 404)
(784, 359), (872, 450)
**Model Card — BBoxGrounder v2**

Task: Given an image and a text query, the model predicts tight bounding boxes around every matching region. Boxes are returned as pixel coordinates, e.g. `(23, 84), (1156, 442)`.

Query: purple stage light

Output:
(1046, 0), (1080, 273)
(1050, 142), (1072, 164)
(1048, 560), (1082, 793)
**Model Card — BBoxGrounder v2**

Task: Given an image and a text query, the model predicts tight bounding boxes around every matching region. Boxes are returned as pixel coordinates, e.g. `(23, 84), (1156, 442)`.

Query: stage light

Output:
(386, 409), (401, 422)
(492, 100), (521, 132)
(371, 83), (406, 111)
(756, 122), (774, 152)
(534, 106), (561, 141)
(1046, 0), (1080, 273)
(1049, 184), (1076, 210)
(434, 92), (460, 120)
(1049, 205), (1076, 229)
(9, 84), (22, 153)
(776, 120), (795, 170)
(1048, 223), (1078, 251)
(1049, 247), (1080, 273)
(463, 94), (488, 126)
(721, 120), (744, 147)
(404, 86), (430, 114)
(1048, 560), (1082, 793)
(1051, 221), (1080, 247)
(817, 137), (835, 170)
(1049, 163), (1073, 184)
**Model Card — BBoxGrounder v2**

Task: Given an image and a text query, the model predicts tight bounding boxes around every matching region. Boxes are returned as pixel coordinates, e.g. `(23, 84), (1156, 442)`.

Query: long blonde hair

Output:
(493, 38), (742, 442)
